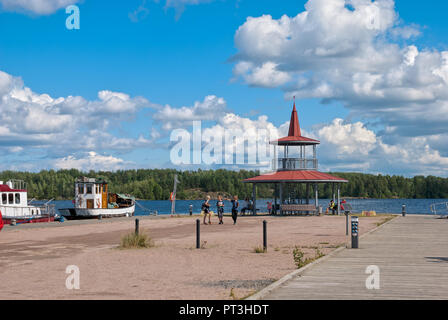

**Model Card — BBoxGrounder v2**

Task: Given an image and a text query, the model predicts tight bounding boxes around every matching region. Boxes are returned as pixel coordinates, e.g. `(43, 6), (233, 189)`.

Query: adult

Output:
(216, 196), (225, 225)
(202, 196), (211, 225)
(231, 195), (239, 225)
(267, 201), (272, 215)
(0, 210), (4, 232)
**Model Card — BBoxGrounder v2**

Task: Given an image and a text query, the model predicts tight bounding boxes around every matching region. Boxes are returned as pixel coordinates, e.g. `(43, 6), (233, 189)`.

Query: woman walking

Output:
(231, 195), (239, 225)
(216, 196), (225, 224)
(202, 195), (211, 225)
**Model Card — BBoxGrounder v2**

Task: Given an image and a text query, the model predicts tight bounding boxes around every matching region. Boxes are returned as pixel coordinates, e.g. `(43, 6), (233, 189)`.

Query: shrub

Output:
(120, 232), (154, 249)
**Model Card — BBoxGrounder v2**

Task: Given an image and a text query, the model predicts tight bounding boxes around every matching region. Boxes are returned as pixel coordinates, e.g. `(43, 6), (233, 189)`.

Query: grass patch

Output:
(253, 246), (266, 254)
(293, 247), (325, 269)
(119, 232), (154, 249)
(376, 215), (396, 227)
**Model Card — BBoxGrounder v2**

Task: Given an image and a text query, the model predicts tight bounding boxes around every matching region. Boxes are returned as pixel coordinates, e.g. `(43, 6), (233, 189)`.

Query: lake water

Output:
(54, 198), (448, 216)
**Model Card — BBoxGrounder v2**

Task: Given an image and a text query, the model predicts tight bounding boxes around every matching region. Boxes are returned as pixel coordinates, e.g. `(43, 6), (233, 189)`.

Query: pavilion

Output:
(243, 100), (348, 215)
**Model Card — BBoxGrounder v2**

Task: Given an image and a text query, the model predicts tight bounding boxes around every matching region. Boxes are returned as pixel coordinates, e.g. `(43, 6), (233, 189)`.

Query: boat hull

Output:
(2, 216), (54, 225)
(59, 204), (135, 219)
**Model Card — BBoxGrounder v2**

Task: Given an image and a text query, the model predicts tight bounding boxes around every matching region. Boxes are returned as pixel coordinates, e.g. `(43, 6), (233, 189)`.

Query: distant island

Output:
(1, 169), (447, 201)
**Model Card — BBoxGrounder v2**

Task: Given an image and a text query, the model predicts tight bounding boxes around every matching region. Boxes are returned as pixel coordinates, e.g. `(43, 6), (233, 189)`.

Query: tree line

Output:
(0, 169), (447, 200)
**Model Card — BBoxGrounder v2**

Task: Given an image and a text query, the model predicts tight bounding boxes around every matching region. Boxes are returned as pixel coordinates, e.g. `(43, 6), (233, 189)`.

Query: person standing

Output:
(189, 204), (193, 216)
(216, 196), (225, 225)
(231, 195), (239, 225)
(267, 201), (272, 215)
(0, 210), (4, 232)
(202, 196), (211, 225)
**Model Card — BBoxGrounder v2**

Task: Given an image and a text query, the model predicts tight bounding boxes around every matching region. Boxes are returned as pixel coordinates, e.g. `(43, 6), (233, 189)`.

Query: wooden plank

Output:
(263, 215), (448, 300)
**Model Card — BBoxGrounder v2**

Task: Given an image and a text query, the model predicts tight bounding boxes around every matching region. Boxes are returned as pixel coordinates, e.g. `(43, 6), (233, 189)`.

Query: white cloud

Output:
(0, 0), (79, 15)
(232, 0), (448, 139)
(0, 70), (156, 163)
(153, 95), (228, 130)
(54, 151), (131, 171)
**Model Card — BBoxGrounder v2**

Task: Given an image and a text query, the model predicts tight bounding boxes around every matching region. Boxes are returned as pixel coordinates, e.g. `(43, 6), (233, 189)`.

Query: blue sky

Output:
(1, 0), (448, 176)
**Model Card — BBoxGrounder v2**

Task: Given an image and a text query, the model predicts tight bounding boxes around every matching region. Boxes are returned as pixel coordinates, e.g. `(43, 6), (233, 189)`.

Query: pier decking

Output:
(261, 215), (448, 300)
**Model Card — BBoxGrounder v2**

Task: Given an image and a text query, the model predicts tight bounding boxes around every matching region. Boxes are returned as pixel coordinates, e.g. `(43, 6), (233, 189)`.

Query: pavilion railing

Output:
(274, 158), (318, 171)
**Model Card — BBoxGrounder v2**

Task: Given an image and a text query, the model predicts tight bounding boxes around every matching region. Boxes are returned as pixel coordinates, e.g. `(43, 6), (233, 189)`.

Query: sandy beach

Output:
(0, 214), (390, 300)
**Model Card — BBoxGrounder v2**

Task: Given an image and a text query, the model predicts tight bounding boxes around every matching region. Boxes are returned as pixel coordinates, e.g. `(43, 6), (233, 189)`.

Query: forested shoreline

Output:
(0, 169), (447, 200)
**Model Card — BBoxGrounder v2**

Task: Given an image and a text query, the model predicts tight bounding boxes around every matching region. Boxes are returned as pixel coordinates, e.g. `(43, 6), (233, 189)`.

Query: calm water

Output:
(54, 198), (447, 216)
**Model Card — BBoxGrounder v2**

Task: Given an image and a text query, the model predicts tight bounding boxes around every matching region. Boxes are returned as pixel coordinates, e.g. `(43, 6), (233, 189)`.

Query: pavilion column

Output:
(252, 183), (257, 216)
(332, 183), (336, 203)
(315, 183), (318, 209)
(306, 183), (310, 205)
(274, 183), (278, 214)
(337, 184), (341, 216)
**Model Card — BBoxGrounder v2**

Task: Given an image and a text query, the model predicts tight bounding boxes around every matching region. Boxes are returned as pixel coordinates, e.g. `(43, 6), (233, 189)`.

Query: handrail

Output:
(135, 201), (158, 216)
(430, 202), (448, 217)
(274, 158), (318, 170)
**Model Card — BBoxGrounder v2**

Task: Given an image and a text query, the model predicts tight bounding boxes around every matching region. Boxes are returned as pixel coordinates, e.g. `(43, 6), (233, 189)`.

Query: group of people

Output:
(327, 199), (346, 215)
(200, 195), (240, 225)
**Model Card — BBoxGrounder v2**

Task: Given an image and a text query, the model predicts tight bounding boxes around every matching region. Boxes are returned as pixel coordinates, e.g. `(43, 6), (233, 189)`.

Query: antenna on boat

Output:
(170, 174), (180, 217)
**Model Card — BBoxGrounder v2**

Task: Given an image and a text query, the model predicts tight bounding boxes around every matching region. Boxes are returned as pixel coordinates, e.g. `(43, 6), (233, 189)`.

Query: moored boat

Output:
(59, 177), (135, 219)
(0, 180), (55, 225)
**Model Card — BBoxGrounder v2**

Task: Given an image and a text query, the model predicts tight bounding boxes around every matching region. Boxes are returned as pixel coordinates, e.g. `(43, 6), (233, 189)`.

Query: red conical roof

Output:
(288, 101), (301, 137)
(271, 99), (320, 145)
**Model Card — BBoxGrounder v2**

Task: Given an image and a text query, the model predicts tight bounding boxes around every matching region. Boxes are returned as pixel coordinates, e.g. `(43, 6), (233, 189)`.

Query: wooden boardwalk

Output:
(263, 215), (448, 300)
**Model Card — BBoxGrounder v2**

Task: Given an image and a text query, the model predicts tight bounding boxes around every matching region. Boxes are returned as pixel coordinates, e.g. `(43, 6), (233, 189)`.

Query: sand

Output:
(0, 214), (389, 300)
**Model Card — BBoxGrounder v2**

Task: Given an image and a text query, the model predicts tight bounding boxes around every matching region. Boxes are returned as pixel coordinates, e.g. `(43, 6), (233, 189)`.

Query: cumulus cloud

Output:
(0, 0), (79, 15)
(153, 95), (228, 130)
(54, 151), (131, 171)
(315, 118), (448, 176)
(232, 0), (448, 140)
(0, 70), (156, 165)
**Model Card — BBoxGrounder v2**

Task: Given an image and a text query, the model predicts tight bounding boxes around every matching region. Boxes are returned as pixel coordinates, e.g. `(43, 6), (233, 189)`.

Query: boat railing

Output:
(135, 201), (158, 216)
(430, 202), (448, 218)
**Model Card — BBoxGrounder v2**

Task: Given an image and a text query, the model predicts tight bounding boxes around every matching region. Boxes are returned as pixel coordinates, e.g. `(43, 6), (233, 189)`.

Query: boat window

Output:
(8, 193), (13, 204)
(87, 185), (92, 194)
(32, 210), (34, 215)
(1, 193), (6, 204)
(78, 185), (84, 194)
(15, 193), (20, 204)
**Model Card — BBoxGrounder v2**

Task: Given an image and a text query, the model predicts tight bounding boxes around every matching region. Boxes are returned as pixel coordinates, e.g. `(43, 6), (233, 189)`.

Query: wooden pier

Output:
(261, 215), (448, 300)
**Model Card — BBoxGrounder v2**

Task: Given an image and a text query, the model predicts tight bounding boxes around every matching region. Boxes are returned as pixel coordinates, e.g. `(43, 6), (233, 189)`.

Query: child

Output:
(216, 196), (224, 224)
(202, 196), (211, 225)
(231, 195), (239, 225)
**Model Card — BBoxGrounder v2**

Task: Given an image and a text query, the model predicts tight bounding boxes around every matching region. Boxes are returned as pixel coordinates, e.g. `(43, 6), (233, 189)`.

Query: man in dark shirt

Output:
(231, 195), (239, 225)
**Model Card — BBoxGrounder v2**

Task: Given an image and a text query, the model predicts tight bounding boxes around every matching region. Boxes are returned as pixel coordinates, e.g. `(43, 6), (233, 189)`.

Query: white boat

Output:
(0, 180), (55, 224)
(59, 177), (135, 219)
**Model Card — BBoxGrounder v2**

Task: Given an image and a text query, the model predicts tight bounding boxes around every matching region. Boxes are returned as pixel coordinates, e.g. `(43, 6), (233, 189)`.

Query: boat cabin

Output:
(75, 177), (108, 209)
(0, 180), (28, 207)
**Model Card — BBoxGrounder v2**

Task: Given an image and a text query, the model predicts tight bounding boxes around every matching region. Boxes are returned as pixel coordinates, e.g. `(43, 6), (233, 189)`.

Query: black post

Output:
(263, 220), (267, 252)
(402, 204), (406, 217)
(135, 218), (139, 235)
(196, 219), (200, 249)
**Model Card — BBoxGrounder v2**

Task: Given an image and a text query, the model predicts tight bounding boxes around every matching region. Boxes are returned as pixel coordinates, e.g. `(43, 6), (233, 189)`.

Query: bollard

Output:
(263, 220), (267, 252)
(196, 219), (200, 249)
(351, 216), (359, 249)
(98, 214), (102, 221)
(402, 204), (406, 217)
(135, 218), (139, 235)
(345, 212), (349, 236)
